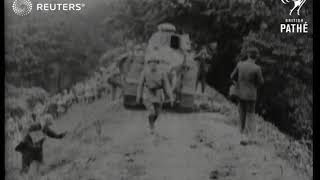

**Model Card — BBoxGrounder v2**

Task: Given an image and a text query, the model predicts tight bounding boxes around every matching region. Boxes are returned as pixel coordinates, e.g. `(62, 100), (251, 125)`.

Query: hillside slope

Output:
(5, 96), (310, 180)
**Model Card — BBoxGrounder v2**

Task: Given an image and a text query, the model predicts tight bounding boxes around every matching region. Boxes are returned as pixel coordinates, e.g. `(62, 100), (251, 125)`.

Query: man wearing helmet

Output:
(15, 113), (67, 174)
(136, 58), (174, 135)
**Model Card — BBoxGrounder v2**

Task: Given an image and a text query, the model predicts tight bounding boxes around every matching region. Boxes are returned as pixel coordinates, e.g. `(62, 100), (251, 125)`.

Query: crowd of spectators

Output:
(5, 65), (121, 168)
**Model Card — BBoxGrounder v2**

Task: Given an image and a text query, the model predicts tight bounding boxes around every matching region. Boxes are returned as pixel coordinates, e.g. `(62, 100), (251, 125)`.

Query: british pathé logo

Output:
(12, 0), (33, 16)
(281, 0), (307, 16)
(280, 0), (308, 33)
(280, 18), (308, 33)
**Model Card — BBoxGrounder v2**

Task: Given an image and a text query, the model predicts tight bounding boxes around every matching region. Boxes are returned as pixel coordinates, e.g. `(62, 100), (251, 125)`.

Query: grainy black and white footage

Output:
(5, 0), (313, 179)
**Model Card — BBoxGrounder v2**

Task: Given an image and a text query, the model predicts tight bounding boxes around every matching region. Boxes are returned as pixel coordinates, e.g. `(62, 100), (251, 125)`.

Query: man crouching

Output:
(15, 113), (67, 174)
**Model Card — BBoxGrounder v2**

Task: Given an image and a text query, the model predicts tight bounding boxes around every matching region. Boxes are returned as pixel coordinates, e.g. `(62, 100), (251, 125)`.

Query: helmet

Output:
(157, 23), (176, 32)
(40, 114), (53, 127)
(147, 58), (160, 64)
(145, 50), (161, 63)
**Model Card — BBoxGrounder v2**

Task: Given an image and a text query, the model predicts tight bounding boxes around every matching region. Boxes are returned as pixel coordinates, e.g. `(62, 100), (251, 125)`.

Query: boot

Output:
(148, 115), (156, 134)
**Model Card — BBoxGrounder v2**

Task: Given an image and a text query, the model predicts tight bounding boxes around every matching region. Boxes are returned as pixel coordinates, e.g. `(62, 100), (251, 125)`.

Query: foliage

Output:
(104, 0), (313, 140)
(5, 1), (312, 176)
(5, 0), (312, 140)
(217, 100), (312, 179)
(5, 2), (110, 93)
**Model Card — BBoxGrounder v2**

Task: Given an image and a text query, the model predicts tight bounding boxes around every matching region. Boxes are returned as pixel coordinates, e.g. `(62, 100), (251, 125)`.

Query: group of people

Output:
(6, 105), (67, 174)
(71, 72), (108, 104)
(6, 41), (150, 174)
(6, 39), (265, 175)
(32, 71), (111, 120)
(136, 45), (264, 145)
(6, 64), (122, 174)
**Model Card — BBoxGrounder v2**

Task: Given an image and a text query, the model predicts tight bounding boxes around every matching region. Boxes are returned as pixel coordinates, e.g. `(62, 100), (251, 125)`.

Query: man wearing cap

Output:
(108, 66), (123, 101)
(230, 47), (264, 145)
(136, 58), (174, 134)
(33, 102), (46, 118)
(195, 45), (211, 93)
(76, 83), (84, 104)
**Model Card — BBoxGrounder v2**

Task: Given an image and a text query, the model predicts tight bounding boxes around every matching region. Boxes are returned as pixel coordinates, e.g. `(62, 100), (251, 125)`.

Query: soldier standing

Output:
(56, 93), (65, 116)
(136, 58), (174, 134)
(107, 67), (123, 101)
(195, 45), (211, 93)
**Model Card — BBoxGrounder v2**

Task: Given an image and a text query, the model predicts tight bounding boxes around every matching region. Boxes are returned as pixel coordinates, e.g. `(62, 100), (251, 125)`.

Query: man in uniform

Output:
(56, 93), (65, 116)
(33, 102), (46, 119)
(83, 82), (91, 104)
(77, 83), (84, 104)
(136, 58), (174, 134)
(107, 64), (123, 101)
(195, 45), (211, 93)
(96, 72), (106, 99)
(76, 82), (85, 104)
(91, 79), (98, 102)
(67, 89), (75, 107)
(61, 90), (70, 112)
(230, 47), (264, 145)
(15, 113), (67, 174)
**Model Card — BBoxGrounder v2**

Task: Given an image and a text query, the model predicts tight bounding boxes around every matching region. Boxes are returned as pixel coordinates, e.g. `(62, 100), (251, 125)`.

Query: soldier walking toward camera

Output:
(230, 47), (264, 145)
(108, 67), (123, 101)
(136, 59), (174, 135)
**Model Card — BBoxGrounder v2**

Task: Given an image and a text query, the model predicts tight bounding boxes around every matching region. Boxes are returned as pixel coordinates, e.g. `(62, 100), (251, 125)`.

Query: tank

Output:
(121, 23), (210, 112)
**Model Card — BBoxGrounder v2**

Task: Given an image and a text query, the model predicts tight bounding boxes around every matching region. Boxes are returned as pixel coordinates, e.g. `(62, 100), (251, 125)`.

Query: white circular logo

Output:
(12, 0), (32, 16)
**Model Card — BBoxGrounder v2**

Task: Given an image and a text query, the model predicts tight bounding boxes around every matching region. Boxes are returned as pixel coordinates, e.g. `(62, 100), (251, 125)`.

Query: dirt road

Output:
(6, 98), (308, 180)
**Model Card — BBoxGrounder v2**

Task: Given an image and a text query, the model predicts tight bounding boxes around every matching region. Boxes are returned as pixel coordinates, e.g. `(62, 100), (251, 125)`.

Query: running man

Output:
(15, 113), (67, 173)
(136, 58), (174, 134)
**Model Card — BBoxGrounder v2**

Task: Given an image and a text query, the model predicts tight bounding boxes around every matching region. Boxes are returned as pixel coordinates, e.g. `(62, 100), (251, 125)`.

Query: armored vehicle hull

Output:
(121, 24), (212, 112)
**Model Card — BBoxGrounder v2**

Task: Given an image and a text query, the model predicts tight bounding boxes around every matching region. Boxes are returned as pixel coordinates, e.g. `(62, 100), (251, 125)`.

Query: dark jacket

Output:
(230, 60), (264, 101)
